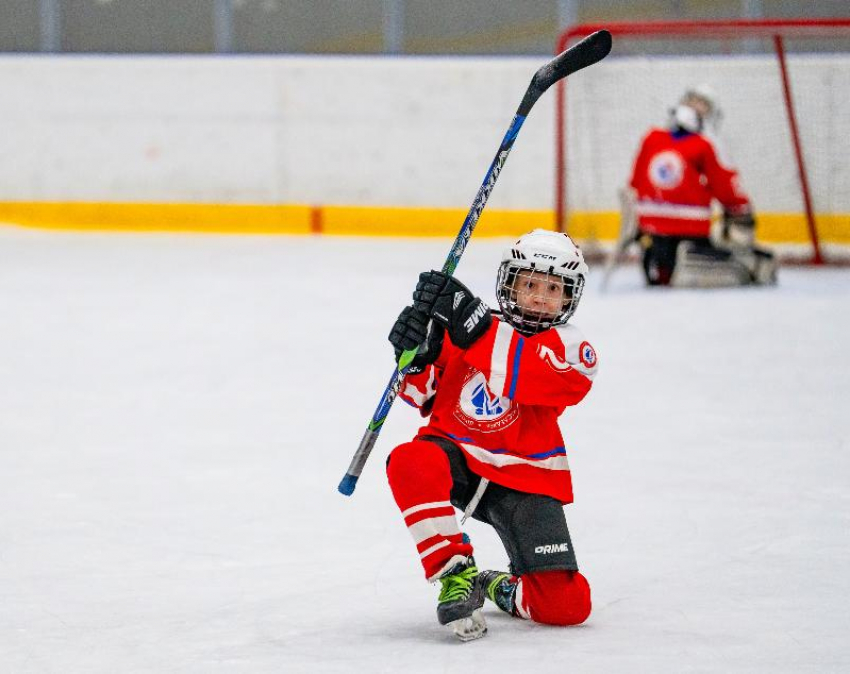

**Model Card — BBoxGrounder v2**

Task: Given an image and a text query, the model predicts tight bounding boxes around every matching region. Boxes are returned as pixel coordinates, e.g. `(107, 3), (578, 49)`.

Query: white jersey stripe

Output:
(408, 515), (461, 546)
(635, 201), (712, 220)
(489, 321), (514, 396)
(461, 442), (570, 472)
(401, 500), (453, 519)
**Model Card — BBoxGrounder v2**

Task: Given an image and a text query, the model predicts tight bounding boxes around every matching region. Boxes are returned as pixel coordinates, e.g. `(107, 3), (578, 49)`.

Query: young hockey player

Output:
(627, 85), (776, 287)
(386, 229), (597, 640)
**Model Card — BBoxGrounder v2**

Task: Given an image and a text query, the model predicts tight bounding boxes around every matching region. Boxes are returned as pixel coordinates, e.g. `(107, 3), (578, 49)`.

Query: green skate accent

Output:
(484, 572), (511, 604)
(479, 570), (517, 616)
(438, 564), (479, 603)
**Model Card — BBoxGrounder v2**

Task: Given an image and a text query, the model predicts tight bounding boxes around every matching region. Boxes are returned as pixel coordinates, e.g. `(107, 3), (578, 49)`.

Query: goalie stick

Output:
(338, 29), (613, 496)
(600, 187), (640, 292)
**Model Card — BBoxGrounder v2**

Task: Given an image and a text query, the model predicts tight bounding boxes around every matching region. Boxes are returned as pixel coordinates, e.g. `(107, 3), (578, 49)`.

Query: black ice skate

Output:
(479, 570), (518, 616)
(436, 557), (487, 641)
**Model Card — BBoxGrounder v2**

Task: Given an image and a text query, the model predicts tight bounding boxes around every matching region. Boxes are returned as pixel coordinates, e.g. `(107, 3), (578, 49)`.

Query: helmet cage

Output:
(496, 260), (585, 334)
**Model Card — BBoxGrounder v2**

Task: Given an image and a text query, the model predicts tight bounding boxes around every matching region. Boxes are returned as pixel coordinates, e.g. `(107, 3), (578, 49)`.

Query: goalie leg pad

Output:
(750, 247), (778, 286)
(670, 240), (755, 288)
(671, 240), (778, 287)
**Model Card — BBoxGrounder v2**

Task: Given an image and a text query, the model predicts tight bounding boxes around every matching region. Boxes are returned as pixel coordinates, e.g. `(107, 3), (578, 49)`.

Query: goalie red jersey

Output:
(398, 315), (598, 503)
(629, 128), (751, 238)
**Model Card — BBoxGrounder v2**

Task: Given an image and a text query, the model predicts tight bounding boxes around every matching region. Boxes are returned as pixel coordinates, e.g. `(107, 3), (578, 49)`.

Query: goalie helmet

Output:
(673, 84), (723, 133)
(496, 229), (588, 335)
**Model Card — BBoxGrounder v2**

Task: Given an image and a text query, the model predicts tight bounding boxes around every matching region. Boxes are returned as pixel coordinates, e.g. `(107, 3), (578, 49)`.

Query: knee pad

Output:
(518, 569), (592, 626)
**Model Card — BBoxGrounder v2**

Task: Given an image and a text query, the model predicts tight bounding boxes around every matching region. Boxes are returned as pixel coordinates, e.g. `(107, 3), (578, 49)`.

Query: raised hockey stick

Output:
(338, 30), (613, 496)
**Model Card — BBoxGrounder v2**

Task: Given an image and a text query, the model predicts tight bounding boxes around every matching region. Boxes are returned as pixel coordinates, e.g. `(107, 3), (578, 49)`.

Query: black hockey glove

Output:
(388, 305), (444, 373)
(412, 271), (491, 349)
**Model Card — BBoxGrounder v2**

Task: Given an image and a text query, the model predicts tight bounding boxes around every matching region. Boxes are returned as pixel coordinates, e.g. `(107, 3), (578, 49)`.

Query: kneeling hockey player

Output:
(386, 229), (598, 640)
(626, 85), (777, 287)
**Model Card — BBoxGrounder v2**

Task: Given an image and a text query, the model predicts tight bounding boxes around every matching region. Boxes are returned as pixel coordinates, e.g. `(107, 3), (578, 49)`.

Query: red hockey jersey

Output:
(629, 128), (750, 238)
(398, 316), (598, 504)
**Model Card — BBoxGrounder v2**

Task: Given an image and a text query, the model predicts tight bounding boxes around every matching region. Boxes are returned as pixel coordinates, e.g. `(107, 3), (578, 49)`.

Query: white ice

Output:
(1, 228), (848, 673)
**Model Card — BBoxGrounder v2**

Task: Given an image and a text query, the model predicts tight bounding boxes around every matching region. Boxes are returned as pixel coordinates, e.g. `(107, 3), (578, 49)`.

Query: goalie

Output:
(625, 86), (777, 287)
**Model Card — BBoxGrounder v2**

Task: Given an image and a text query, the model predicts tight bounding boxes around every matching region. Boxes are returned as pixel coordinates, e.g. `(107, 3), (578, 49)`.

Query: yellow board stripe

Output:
(0, 202), (848, 244)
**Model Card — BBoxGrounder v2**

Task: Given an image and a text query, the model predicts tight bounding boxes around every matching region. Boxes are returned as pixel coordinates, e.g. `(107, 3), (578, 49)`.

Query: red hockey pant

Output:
(387, 438), (591, 626)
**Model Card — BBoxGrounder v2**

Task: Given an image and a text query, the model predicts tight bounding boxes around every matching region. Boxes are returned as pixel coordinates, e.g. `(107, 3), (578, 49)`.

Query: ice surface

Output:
(0, 228), (848, 673)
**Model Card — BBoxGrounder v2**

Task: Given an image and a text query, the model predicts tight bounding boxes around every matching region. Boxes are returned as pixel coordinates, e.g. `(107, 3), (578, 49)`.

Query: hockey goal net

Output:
(554, 19), (850, 264)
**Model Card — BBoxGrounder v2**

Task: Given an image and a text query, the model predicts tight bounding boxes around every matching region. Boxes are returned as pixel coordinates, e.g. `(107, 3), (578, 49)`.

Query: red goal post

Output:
(554, 19), (850, 264)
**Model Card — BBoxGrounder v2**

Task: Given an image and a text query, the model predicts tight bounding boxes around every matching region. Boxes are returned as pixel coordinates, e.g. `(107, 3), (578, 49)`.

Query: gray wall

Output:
(2, 0), (849, 55)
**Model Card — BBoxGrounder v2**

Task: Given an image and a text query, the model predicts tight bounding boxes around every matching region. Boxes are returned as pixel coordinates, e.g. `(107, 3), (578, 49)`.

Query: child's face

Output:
(511, 269), (569, 320)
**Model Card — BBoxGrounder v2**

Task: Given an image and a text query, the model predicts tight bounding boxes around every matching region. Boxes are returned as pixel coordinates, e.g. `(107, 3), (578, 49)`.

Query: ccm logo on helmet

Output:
(535, 542), (570, 554)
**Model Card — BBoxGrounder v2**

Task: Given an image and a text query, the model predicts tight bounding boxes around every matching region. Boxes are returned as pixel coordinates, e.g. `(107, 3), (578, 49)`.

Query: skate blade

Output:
(449, 609), (487, 642)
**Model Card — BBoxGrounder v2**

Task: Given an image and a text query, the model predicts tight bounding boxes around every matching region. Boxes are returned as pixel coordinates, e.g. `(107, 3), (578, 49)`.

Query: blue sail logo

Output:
(454, 371), (519, 433)
(470, 380), (505, 416)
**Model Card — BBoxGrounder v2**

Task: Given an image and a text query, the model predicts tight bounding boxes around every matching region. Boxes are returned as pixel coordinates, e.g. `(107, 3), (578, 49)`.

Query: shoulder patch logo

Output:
(579, 341), (597, 368)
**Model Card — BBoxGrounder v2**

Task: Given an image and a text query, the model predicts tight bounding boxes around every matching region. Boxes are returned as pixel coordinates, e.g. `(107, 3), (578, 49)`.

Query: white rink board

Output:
(0, 53), (847, 214)
(0, 229), (848, 672)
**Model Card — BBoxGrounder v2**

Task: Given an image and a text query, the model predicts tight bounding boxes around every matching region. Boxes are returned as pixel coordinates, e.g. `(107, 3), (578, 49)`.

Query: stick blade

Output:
(549, 29), (612, 83)
(518, 29), (612, 115)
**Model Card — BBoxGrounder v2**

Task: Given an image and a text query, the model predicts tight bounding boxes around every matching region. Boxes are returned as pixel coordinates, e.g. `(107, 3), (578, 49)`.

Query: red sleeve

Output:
(462, 320), (594, 408)
(397, 338), (450, 415)
(700, 138), (750, 212)
(629, 131), (654, 192)
(398, 364), (441, 416)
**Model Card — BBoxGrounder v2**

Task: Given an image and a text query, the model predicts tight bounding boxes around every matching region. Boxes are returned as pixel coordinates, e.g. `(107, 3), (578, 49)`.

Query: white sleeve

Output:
(554, 324), (599, 381)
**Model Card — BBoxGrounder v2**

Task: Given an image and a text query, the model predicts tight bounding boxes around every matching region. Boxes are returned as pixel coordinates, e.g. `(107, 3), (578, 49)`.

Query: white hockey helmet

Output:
(677, 84), (723, 131)
(496, 229), (588, 334)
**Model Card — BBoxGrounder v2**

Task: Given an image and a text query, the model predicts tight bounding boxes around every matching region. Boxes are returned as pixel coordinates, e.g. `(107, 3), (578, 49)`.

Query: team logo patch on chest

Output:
(648, 150), (685, 189)
(579, 341), (597, 368)
(454, 371), (519, 433)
